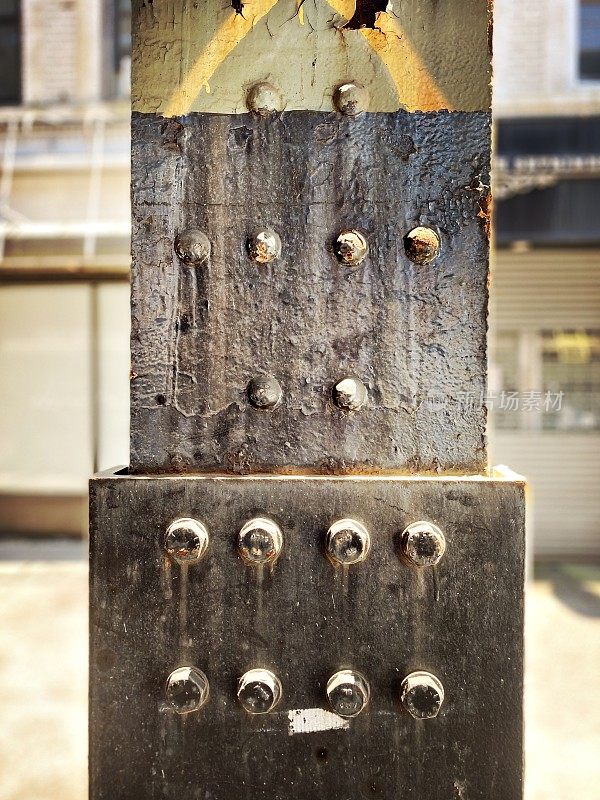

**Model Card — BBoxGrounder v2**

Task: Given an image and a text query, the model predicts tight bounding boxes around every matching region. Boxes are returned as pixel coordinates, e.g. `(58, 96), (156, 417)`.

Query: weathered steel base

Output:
(89, 470), (524, 800)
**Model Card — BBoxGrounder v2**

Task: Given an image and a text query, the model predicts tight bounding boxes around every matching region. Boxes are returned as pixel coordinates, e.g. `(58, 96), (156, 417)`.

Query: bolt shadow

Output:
(535, 561), (600, 618)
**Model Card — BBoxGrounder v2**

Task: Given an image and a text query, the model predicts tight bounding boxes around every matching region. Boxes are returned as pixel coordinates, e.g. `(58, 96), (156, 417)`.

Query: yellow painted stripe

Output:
(360, 14), (451, 110)
(164, 1), (450, 116)
(325, 0), (451, 110)
(329, 0), (355, 19)
(164, 0), (280, 117)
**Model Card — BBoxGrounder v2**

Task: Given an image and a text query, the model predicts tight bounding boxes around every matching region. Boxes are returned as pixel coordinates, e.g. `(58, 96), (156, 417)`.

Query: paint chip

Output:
(288, 708), (350, 735)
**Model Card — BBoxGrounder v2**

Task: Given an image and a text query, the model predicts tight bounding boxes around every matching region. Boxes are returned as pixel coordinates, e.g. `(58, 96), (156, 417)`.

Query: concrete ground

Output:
(0, 544), (598, 800)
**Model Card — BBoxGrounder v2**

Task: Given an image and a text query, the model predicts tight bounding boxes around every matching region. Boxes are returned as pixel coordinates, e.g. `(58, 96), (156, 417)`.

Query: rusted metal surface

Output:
(91, 4), (524, 799)
(130, 110), (491, 475)
(89, 470), (525, 800)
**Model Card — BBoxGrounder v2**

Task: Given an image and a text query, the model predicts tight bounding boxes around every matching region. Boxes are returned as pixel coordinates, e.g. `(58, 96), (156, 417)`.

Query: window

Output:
(580, 0), (600, 80)
(103, 0), (131, 99)
(541, 330), (600, 429)
(490, 332), (520, 431)
(490, 330), (600, 431)
(0, 0), (21, 104)
(113, 0), (131, 97)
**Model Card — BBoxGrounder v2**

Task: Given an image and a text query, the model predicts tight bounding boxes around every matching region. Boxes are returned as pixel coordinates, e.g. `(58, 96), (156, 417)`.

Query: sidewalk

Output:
(0, 547), (598, 800)
(525, 563), (600, 800)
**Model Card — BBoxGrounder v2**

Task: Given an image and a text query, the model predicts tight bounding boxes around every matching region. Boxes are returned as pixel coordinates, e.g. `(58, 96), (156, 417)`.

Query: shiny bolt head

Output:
(327, 669), (370, 718)
(334, 229), (368, 266)
(400, 671), (444, 719)
(246, 82), (283, 115)
(174, 228), (211, 266)
(326, 519), (371, 566)
(238, 668), (282, 714)
(332, 376), (368, 412)
(248, 229), (281, 264)
(165, 666), (209, 714)
(401, 521), (446, 568)
(403, 226), (441, 265)
(238, 517), (283, 565)
(247, 375), (282, 410)
(333, 82), (369, 116)
(165, 518), (209, 564)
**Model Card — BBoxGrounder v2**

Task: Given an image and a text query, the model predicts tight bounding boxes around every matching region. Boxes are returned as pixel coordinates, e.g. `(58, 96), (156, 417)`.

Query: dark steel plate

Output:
(90, 471), (524, 800)
(130, 110), (491, 474)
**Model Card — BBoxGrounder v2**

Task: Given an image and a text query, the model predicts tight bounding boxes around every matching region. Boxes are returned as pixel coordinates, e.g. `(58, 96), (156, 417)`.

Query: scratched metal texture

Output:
(89, 472), (524, 800)
(130, 110), (491, 475)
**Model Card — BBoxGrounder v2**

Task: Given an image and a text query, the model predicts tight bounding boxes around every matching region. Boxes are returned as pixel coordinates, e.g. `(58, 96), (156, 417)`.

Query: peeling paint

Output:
(132, 0), (491, 114)
(288, 707), (350, 735)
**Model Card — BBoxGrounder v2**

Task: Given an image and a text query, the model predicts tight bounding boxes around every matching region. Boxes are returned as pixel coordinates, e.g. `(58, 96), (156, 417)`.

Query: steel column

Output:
(90, 2), (525, 798)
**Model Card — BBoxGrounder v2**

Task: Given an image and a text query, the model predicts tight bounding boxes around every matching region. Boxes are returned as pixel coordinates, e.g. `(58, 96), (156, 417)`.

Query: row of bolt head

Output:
(246, 81), (370, 117)
(166, 75), (444, 729)
(173, 226), (441, 269)
(165, 517), (446, 569)
(156, 376), (368, 413)
(246, 374), (367, 412)
(165, 666), (444, 720)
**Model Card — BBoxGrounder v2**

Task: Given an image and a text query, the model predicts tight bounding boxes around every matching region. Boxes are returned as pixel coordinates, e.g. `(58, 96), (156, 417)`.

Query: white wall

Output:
(494, 0), (600, 116)
(0, 281), (130, 495)
(22, 0), (103, 105)
(7, 167), (129, 225)
(491, 431), (600, 557)
(96, 282), (129, 470)
(0, 284), (92, 493)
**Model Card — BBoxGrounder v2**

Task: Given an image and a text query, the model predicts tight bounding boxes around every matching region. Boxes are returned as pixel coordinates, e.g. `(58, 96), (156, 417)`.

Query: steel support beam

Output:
(90, 2), (525, 798)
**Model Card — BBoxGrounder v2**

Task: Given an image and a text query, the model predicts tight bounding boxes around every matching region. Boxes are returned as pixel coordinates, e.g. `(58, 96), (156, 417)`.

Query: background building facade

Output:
(492, 0), (600, 556)
(0, 0), (130, 534)
(0, 0), (598, 556)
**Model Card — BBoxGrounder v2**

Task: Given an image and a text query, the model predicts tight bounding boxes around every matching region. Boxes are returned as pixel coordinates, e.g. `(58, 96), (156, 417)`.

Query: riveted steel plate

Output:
(89, 471), (524, 800)
(130, 110), (491, 475)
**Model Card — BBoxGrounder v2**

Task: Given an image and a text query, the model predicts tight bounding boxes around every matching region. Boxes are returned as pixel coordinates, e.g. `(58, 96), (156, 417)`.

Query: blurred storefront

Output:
(492, 1), (600, 557)
(0, 0), (599, 557)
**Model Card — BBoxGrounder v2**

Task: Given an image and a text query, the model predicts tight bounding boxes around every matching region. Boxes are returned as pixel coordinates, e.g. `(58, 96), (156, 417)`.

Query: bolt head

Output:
(400, 671), (444, 719)
(238, 669), (282, 714)
(334, 229), (368, 266)
(165, 518), (209, 564)
(246, 82), (283, 115)
(327, 670), (370, 718)
(404, 226), (441, 265)
(248, 229), (281, 264)
(332, 376), (368, 412)
(333, 82), (369, 115)
(174, 229), (211, 266)
(165, 666), (209, 714)
(326, 519), (370, 566)
(247, 375), (282, 410)
(401, 521), (446, 568)
(238, 518), (283, 565)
